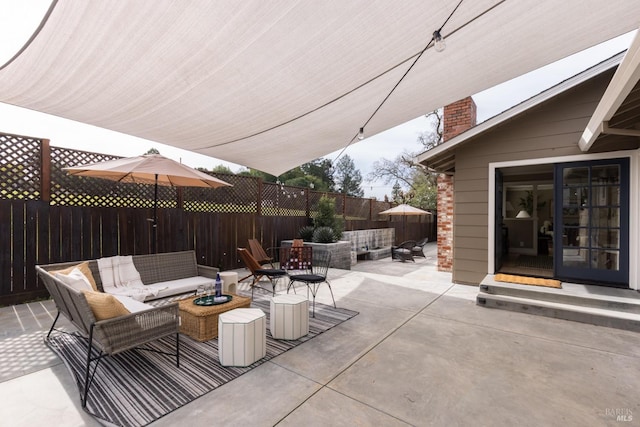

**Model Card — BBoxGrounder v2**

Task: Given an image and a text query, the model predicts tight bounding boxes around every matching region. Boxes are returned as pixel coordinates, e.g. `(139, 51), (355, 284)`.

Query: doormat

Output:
(494, 273), (562, 289)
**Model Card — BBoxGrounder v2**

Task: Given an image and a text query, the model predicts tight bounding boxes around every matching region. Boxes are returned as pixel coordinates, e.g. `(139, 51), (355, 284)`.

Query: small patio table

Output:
(178, 293), (251, 341)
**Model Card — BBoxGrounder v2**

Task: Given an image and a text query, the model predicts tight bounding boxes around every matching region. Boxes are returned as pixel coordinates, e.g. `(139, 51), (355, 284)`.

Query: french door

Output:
(554, 158), (629, 287)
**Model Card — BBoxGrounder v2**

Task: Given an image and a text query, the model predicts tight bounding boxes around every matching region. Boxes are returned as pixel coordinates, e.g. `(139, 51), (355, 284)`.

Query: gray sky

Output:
(0, 2), (635, 199)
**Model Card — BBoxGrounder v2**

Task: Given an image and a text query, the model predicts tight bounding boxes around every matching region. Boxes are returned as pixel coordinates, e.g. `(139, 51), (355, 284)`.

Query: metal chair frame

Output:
(287, 251), (335, 317)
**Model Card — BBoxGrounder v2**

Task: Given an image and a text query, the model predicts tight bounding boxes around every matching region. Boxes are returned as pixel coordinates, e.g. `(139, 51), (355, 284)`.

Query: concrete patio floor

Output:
(1, 242), (639, 426)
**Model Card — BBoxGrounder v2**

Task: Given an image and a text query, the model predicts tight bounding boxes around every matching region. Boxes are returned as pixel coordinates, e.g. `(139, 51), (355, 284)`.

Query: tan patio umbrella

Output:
(379, 204), (432, 216)
(380, 204), (432, 243)
(64, 154), (232, 252)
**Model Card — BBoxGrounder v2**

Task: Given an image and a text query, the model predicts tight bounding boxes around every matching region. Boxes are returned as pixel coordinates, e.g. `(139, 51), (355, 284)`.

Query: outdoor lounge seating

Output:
(392, 240), (417, 262)
(237, 248), (288, 297)
(412, 237), (429, 258)
(35, 262), (180, 408)
(38, 251), (220, 302)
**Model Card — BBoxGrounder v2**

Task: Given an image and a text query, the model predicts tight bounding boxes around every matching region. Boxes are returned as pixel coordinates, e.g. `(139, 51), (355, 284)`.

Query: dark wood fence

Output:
(0, 132), (434, 306)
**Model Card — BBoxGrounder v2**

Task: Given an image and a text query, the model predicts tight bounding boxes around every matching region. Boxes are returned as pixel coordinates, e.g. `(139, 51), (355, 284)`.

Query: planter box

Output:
(342, 229), (394, 261)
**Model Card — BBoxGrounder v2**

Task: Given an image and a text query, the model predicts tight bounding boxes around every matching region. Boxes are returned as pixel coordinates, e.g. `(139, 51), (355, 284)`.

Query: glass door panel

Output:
(554, 159), (628, 286)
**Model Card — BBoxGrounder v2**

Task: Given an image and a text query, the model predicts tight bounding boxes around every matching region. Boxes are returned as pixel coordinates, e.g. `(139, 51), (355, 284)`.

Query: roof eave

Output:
(579, 29), (640, 151)
(417, 52), (625, 170)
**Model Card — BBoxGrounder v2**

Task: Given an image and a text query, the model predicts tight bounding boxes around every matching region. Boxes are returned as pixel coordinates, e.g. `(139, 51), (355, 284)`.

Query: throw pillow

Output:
(54, 267), (93, 291)
(51, 261), (98, 291)
(82, 290), (130, 321)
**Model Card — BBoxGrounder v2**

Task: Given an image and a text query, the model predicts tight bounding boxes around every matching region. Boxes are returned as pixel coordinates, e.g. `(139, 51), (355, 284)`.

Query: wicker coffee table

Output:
(178, 293), (251, 342)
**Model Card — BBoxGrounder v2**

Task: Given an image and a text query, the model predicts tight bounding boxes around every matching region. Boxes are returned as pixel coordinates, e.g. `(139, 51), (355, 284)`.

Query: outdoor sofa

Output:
(39, 250), (220, 301)
(35, 250), (219, 407)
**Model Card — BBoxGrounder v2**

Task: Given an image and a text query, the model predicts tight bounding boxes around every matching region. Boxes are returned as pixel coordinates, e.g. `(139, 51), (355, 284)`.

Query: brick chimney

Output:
(437, 97), (476, 273)
(443, 96), (477, 141)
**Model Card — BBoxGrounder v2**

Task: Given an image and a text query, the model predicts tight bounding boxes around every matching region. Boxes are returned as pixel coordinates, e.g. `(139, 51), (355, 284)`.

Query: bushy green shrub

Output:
(314, 196), (337, 228)
(298, 225), (315, 242)
(312, 226), (336, 243)
(312, 195), (344, 242)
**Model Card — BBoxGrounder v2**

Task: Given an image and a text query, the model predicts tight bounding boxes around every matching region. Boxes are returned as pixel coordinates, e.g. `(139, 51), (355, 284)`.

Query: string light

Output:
(340, 1), (464, 164)
(433, 30), (446, 52)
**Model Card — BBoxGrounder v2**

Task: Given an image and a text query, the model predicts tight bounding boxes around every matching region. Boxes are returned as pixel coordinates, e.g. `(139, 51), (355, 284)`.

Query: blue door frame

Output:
(554, 158), (629, 287)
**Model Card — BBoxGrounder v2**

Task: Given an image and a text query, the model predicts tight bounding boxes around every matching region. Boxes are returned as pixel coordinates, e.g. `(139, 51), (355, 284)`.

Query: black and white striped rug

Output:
(46, 298), (357, 427)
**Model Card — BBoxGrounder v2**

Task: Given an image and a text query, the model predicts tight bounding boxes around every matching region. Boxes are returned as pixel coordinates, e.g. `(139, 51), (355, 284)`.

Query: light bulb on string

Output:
(358, 127), (365, 140)
(433, 30), (446, 52)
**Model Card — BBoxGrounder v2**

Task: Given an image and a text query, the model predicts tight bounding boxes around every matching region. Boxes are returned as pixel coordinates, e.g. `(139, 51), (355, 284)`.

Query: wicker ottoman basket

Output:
(178, 293), (251, 342)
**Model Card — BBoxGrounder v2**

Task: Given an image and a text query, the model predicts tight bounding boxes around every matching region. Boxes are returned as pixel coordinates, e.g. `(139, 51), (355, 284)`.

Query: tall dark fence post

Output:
(40, 139), (51, 202)
(256, 178), (263, 217)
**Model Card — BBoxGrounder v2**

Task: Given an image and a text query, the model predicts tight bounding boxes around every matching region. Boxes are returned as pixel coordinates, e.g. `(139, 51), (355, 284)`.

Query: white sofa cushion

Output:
(113, 295), (153, 313)
(144, 276), (216, 300)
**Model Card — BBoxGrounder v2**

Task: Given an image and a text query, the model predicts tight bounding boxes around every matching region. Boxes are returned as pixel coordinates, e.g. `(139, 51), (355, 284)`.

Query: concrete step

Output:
(479, 282), (640, 314)
(477, 278), (640, 332)
(476, 293), (640, 332)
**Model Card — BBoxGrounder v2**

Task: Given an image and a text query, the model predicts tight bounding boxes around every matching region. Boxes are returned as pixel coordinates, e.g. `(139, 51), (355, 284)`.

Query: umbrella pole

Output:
(403, 215), (406, 243)
(153, 174), (158, 253)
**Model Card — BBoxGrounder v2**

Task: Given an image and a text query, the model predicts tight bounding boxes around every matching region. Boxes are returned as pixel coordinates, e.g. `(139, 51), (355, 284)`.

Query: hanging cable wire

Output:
(0, 0), (59, 71)
(195, 0), (506, 153)
(331, 0), (465, 164)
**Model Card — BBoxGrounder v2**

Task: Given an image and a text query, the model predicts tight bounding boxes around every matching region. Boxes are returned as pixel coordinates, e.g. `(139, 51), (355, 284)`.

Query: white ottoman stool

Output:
(270, 294), (309, 340)
(218, 308), (266, 367)
(219, 271), (238, 294)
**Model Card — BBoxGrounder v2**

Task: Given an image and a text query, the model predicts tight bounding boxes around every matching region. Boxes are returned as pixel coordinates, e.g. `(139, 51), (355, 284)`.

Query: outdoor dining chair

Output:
(287, 251), (335, 317)
(279, 245), (313, 271)
(237, 248), (287, 298)
(247, 239), (275, 267)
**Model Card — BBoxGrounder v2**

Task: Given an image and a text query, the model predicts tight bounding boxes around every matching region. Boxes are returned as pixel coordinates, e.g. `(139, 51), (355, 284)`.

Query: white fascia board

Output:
(580, 29), (640, 152)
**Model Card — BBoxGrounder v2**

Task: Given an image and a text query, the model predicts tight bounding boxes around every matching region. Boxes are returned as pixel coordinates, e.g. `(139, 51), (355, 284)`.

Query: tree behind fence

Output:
(0, 132), (433, 305)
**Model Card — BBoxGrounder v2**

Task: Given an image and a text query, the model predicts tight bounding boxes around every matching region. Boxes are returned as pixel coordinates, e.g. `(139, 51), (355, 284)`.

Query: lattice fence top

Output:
(50, 147), (175, 208)
(183, 173), (259, 213)
(345, 195), (372, 220)
(0, 133), (41, 200)
(372, 199), (393, 217)
(0, 132), (393, 220)
(261, 182), (308, 216)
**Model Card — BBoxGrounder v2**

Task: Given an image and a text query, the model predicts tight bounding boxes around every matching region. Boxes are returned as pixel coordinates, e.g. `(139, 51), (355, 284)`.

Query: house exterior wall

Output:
(451, 70), (623, 284)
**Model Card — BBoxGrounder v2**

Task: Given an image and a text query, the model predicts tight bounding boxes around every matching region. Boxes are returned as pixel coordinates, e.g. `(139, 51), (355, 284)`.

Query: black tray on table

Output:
(193, 295), (232, 306)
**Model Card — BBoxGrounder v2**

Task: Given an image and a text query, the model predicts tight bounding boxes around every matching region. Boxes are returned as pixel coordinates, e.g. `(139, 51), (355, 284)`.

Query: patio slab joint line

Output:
(274, 283), (456, 425)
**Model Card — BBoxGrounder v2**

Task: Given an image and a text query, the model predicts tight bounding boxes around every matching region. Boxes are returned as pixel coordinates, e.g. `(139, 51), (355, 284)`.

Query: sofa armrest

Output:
(92, 303), (180, 355)
(196, 264), (219, 279)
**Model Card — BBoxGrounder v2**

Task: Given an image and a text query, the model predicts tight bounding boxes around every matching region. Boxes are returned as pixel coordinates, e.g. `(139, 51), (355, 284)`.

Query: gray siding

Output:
(451, 71), (614, 285)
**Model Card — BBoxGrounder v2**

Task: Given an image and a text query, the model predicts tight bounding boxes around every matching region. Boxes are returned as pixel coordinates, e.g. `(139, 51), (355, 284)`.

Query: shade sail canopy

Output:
(2, 1), (639, 176)
(64, 154), (232, 189)
(380, 204), (432, 216)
